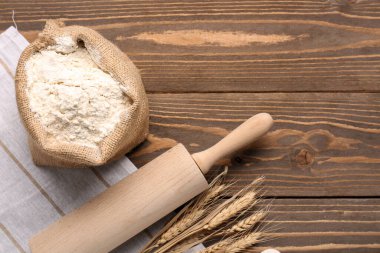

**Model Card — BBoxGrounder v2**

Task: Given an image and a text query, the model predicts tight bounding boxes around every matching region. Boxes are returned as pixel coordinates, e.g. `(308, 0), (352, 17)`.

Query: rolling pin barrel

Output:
(30, 144), (208, 253)
(30, 113), (273, 253)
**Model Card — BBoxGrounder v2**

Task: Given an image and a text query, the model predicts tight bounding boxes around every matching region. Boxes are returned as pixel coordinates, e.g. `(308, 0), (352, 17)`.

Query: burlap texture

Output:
(15, 20), (149, 168)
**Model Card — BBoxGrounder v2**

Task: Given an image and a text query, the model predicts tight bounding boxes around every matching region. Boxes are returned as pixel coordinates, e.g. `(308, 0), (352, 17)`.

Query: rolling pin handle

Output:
(192, 113), (273, 174)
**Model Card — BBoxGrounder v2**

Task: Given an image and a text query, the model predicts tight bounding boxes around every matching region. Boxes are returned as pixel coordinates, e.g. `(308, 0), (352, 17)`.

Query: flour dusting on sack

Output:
(25, 37), (129, 147)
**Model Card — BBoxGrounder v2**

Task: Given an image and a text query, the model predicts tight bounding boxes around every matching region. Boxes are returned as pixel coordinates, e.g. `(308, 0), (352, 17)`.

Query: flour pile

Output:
(25, 37), (129, 147)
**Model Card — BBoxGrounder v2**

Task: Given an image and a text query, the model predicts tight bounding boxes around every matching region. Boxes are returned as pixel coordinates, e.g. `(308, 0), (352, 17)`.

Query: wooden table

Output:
(1, 0), (379, 252)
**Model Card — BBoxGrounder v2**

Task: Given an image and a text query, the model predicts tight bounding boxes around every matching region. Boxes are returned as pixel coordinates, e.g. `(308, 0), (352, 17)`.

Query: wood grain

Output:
(2, 0), (380, 91)
(130, 93), (380, 197)
(1, 1), (379, 251)
(253, 198), (380, 253)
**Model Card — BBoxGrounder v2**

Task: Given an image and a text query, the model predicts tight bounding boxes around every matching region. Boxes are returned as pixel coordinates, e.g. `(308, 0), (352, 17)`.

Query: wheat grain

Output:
(224, 211), (266, 235)
(156, 209), (204, 246)
(225, 232), (262, 253)
(201, 185), (226, 205)
(204, 191), (257, 230)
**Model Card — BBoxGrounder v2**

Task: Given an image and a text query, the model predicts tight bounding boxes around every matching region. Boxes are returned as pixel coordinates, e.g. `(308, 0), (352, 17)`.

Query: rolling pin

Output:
(30, 113), (273, 253)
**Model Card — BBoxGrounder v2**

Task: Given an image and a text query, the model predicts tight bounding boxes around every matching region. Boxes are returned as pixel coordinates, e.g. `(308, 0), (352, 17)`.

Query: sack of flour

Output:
(15, 20), (149, 168)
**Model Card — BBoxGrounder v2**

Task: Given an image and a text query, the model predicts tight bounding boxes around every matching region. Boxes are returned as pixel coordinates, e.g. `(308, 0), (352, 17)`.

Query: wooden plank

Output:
(2, 0), (380, 91)
(129, 93), (380, 197)
(0, 2), (379, 251)
(253, 198), (380, 253)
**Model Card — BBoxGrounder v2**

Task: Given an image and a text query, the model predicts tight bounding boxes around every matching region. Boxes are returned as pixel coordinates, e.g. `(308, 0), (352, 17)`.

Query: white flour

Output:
(25, 37), (129, 147)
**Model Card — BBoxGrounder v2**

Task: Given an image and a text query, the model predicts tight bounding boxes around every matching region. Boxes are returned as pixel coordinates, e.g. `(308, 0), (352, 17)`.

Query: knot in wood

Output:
(289, 145), (316, 172)
(295, 148), (314, 166)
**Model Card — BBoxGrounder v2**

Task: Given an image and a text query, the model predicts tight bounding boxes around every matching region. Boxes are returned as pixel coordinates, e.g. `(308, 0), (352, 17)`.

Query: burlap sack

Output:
(15, 20), (149, 168)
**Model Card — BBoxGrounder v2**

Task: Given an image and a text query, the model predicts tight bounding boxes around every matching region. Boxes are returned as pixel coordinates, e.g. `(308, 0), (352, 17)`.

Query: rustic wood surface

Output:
(253, 199), (380, 253)
(132, 93), (380, 198)
(2, 0), (380, 92)
(1, 0), (379, 252)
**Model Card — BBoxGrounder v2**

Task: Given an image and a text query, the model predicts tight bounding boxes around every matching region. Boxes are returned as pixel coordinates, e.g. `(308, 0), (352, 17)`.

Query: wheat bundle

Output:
(141, 167), (273, 253)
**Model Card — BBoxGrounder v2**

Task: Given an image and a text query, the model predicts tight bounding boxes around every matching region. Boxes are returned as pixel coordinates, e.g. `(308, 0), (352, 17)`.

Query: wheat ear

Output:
(153, 184), (226, 247)
(199, 238), (234, 253)
(223, 211), (266, 235)
(204, 191), (257, 230)
(156, 185), (226, 245)
(225, 232), (262, 253)
(153, 185), (227, 251)
(157, 180), (261, 252)
(199, 184), (226, 205)
(156, 209), (204, 246)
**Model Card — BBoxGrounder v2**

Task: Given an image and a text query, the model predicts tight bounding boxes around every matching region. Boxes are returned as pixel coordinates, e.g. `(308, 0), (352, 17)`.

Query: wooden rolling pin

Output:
(30, 113), (273, 253)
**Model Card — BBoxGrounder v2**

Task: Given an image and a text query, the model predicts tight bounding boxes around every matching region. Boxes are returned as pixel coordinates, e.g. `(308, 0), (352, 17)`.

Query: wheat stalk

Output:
(141, 171), (269, 253)
(165, 236), (201, 253)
